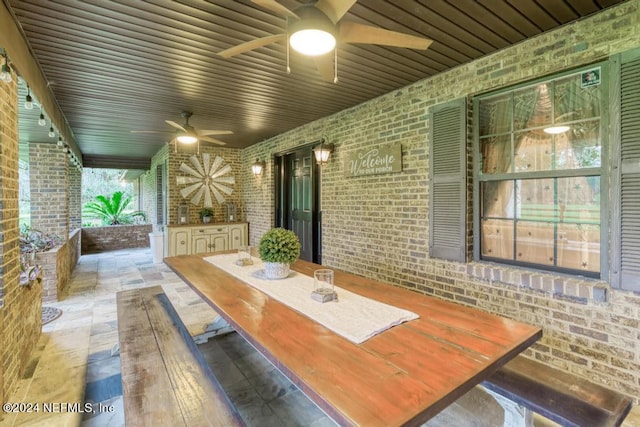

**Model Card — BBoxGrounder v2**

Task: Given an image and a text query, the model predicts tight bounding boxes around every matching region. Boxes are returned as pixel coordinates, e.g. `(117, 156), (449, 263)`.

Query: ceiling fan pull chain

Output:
(286, 34), (291, 74)
(334, 48), (338, 84)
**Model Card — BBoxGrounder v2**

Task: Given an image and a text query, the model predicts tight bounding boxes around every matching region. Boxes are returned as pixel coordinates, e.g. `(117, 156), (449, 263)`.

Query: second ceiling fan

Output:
(132, 111), (233, 149)
(218, 0), (432, 82)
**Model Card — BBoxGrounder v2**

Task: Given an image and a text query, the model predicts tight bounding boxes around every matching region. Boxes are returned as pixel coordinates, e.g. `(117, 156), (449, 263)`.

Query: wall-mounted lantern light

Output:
(252, 159), (265, 176)
(312, 137), (334, 165)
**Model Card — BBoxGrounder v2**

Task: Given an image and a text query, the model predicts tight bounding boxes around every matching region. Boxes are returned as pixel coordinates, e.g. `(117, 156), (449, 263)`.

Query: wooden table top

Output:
(164, 254), (542, 426)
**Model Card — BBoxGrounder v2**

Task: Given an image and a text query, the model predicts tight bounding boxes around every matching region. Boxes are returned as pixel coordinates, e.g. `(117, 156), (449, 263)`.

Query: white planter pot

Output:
(263, 262), (290, 279)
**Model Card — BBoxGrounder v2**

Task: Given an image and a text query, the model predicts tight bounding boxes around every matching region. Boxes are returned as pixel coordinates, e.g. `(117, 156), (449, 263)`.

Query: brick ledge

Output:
(463, 262), (609, 304)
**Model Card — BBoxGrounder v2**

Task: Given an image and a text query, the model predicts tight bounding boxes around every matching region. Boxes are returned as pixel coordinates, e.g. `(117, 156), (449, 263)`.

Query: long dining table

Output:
(164, 253), (542, 426)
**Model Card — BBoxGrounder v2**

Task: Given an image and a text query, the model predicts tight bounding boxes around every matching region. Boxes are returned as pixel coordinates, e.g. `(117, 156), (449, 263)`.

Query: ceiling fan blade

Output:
(200, 136), (228, 146)
(166, 120), (187, 132)
(218, 34), (286, 58)
(252, 0), (298, 19)
(315, 0), (356, 24)
(314, 54), (335, 83)
(340, 22), (432, 50)
(198, 130), (234, 136)
(130, 130), (172, 134)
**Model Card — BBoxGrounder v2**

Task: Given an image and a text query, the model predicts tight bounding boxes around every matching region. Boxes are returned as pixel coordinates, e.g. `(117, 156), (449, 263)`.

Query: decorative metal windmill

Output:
(176, 153), (235, 207)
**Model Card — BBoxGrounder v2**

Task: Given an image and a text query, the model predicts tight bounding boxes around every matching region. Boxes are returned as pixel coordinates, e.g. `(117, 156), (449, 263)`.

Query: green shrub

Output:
(258, 228), (301, 264)
(83, 191), (146, 225)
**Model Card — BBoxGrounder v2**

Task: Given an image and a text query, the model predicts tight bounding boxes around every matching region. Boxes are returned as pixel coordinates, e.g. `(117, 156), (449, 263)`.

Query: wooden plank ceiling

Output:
(7, 0), (626, 168)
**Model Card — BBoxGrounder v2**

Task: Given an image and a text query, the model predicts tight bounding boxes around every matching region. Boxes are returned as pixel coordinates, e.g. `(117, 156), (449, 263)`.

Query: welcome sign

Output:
(345, 143), (402, 177)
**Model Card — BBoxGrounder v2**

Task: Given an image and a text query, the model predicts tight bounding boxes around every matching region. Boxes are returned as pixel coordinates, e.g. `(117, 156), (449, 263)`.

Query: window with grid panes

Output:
(475, 66), (604, 277)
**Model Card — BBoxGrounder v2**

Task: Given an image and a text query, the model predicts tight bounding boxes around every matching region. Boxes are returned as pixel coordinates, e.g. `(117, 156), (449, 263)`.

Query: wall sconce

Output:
(312, 137), (334, 165)
(252, 159), (265, 176)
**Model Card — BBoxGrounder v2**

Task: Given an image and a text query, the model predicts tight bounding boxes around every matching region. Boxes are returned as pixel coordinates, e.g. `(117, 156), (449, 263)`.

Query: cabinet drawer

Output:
(193, 226), (228, 235)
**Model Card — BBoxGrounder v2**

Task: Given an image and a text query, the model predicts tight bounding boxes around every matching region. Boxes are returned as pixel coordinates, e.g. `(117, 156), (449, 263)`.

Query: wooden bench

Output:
(483, 355), (632, 427)
(117, 285), (245, 427)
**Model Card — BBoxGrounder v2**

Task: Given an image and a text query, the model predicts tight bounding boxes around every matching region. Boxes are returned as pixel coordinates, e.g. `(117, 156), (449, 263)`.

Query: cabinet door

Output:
(229, 224), (247, 250)
(192, 234), (211, 254)
(211, 234), (228, 252)
(169, 229), (191, 256)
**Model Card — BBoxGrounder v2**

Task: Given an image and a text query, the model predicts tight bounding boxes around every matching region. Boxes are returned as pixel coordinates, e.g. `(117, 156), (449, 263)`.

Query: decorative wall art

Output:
(177, 153), (235, 207)
(345, 142), (402, 177)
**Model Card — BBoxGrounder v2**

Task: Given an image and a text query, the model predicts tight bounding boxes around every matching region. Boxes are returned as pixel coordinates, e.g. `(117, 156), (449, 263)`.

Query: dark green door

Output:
(275, 147), (320, 263)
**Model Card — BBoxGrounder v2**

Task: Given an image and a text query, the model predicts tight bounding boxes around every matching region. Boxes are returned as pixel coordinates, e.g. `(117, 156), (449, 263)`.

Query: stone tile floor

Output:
(0, 248), (638, 427)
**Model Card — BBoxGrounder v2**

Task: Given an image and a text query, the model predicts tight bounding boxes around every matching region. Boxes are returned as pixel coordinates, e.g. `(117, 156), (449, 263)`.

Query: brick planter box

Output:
(36, 229), (81, 302)
(81, 224), (153, 254)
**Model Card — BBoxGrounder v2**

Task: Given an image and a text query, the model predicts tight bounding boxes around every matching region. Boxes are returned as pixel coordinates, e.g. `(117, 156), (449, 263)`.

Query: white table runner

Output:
(204, 253), (419, 344)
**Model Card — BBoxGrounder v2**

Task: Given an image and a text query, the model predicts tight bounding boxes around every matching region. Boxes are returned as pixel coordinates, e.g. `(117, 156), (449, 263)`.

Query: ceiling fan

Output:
(131, 111), (232, 147)
(218, 0), (432, 82)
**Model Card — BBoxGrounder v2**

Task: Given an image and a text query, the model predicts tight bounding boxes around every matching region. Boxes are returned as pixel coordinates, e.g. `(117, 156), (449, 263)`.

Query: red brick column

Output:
(28, 143), (69, 239)
(0, 76), (42, 412)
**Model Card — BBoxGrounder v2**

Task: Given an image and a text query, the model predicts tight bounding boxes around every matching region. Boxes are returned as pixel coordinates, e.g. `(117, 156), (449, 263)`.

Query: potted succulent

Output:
(258, 228), (301, 279)
(19, 225), (63, 286)
(199, 207), (214, 224)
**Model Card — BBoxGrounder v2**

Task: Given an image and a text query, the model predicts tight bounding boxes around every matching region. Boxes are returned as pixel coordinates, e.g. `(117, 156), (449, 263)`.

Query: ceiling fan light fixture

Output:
(290, 29), (335, 56)
(288, 6), (336, 56)
(176, 133), (198, 144)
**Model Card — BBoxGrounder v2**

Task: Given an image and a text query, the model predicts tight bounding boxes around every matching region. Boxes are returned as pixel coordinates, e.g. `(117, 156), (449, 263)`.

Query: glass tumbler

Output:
(314, 269), (334, 293)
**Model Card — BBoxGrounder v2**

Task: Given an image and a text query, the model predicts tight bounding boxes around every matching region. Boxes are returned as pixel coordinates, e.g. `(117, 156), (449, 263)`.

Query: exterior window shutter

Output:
(156, 163), (164, 225)
(618, 51), (640, 291)
(429, 98), (467, 262)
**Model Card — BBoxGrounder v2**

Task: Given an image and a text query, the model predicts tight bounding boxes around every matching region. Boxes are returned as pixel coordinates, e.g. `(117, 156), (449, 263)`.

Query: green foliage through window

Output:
(83, 191), (147, 225)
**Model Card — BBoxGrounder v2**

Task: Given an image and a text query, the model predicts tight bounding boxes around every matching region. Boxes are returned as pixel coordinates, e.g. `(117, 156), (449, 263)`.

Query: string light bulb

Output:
(39, 112), (46, 126)
(48, 124), (55, 138)
(24, 85), (33, 109)
(57, 136), (64, 147)
(0, 52), (11, 83)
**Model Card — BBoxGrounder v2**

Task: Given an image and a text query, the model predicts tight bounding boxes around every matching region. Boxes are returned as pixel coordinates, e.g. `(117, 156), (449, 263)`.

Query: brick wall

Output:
(81, 224), (153, 254)
(0, 72), (42, 413)
(242, 143), (277, 246)
(36, 228), (81, 301)
(145, 144), (245, 227)
(242, 1), (640, 402)
(167, 145), (243, 225)
(29, 143), (68, 238)
(68, 164), (81, 231)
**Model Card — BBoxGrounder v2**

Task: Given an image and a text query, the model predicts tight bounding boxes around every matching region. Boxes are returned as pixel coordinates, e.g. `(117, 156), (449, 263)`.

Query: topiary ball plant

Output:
(258, 228), (301, 265)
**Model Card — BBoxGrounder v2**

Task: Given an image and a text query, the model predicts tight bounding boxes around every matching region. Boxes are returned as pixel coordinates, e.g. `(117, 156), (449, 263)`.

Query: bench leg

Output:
(484, 387), (534, 427)
(195, 317), (234, 344)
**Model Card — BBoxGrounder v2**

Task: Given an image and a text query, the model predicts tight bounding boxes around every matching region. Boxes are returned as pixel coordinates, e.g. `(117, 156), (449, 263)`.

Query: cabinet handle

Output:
(217, 228), (223, 232)
(199, 229), (204, 233)
(180, 241), (185, 245)
(234, 236), (239, 240)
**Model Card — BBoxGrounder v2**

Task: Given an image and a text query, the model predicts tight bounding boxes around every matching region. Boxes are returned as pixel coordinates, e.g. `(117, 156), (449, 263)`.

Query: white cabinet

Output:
(165, 223), (248, 257)
(166, 228), (191, 256)
(229, 223), (248, 250)
(192, 225), (229, 254)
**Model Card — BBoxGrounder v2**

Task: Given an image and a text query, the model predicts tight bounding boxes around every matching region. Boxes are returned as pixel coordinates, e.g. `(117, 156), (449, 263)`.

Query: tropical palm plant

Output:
(83, 191), (147, 225)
